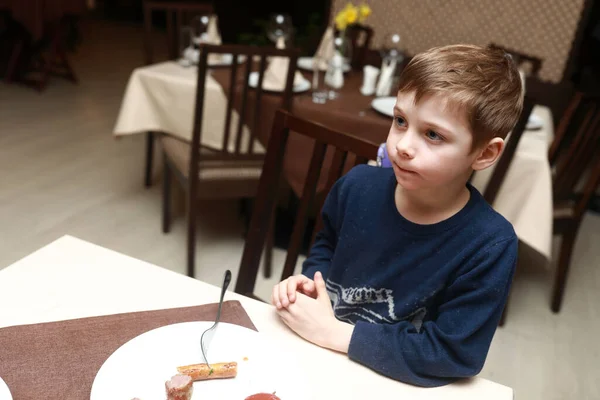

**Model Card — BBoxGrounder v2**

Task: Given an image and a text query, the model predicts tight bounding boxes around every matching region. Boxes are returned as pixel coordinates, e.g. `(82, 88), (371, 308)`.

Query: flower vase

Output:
(325, 31), (352, 99)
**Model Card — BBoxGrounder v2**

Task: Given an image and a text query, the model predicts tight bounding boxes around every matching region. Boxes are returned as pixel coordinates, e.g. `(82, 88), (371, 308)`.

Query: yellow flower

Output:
(345, 5), (358, 24)
(335, 10), (348, 31)
(358, 4), (371, 22)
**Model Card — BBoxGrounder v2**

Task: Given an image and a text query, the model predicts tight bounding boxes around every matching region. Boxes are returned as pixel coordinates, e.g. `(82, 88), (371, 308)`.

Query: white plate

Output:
(371, 96), (397, 117)
(91, 322), (311, 400)
(526, 113), (544, 130)
(248, 71), (311, 93)
(297, 57), (351, 73)
(0, 377), (12, 400)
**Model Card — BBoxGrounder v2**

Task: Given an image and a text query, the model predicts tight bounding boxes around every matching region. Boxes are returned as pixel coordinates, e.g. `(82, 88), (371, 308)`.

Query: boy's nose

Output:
(395, 134), (416, 159)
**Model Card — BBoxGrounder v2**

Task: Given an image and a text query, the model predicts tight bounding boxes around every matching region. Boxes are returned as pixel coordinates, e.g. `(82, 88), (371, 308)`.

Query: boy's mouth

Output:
(394, 162), (418, 175)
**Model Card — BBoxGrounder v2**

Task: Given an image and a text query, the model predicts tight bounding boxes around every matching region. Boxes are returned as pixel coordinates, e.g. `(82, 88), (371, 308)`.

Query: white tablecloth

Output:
(0, 236), (513, 399)
(114, 61), (252, 152)
(471, 105), (554, 260)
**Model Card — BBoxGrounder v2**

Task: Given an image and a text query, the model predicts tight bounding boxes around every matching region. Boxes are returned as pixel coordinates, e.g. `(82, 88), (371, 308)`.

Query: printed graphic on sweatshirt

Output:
(326, 279), (428, 331)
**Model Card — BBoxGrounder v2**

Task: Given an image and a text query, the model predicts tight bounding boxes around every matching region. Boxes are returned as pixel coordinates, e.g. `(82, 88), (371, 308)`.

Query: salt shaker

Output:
(361, 65), (380, 96)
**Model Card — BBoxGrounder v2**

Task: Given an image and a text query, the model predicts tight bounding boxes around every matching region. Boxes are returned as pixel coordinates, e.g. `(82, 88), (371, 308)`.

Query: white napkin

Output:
(261, 37), (306, 91)
(202, 15), (223, 64)
(376, 58), (397, 97)
(205, 15), (222, 45)
(313, 27), (335, 70)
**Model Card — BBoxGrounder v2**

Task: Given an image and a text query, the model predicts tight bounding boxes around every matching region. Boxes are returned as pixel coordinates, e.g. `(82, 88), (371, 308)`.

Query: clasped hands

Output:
(271, 272), (353, 353)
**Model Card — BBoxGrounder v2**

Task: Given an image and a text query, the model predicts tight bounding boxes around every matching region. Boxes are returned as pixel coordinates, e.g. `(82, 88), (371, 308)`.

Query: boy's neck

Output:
(394, 179), (471, 225)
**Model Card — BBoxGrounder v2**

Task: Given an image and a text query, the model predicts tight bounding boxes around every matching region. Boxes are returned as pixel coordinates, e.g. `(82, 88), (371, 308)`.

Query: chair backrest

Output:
(489, 43), (543, 77)
(190, 44), (299, 165)
(234, 110), (379, 295)
(550, 92), (600, 218)
(482, 95), (535, 205)
(143, 1), (214, 65)
(343, 24), (374, 70)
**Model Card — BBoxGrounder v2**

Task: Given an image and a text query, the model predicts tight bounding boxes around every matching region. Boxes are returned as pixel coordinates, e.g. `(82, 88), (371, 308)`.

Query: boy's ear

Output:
(472, 137), (505, 171)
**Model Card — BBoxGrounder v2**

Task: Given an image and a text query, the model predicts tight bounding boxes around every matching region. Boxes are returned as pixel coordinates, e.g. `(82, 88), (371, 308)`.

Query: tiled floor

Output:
(0, 18), (598, 399)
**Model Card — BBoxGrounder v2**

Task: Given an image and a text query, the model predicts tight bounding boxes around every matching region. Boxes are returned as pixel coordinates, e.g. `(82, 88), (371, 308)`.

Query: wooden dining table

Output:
(114, 61), (392, 195)
(212, 67), (393, 194)
(0, 235), (514, 399)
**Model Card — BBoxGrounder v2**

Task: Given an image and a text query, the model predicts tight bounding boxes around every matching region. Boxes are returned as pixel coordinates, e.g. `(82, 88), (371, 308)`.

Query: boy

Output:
(271, 44), (523, 387)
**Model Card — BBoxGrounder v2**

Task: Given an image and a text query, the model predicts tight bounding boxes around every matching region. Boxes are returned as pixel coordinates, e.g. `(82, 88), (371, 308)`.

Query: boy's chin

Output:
(394, 177), (423, 191)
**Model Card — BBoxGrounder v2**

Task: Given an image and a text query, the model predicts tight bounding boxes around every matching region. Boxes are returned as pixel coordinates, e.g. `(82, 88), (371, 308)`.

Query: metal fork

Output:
(200, 269), (232, 367)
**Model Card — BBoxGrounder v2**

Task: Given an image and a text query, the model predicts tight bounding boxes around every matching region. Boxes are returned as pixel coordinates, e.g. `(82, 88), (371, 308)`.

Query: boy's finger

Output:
(302, 280), (316, 295)
(279, 280), (290, 307)
(288, 276), (304, 302)
(271, 285), (279, 308)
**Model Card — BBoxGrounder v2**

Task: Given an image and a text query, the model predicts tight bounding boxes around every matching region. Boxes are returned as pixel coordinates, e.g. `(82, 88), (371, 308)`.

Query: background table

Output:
(0, 235), (513, 399)
(0, 0), (86, 41)
(114, 62), (554, 260)
(114, 61), (390, 194)
(471, 105), (554, 260)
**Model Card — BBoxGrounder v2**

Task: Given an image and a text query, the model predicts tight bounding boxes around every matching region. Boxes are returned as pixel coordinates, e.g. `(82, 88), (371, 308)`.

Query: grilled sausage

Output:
(176, 362), (238, 381)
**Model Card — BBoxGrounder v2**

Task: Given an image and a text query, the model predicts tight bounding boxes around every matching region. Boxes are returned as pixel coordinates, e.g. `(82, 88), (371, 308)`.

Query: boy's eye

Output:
(426, 130), (443, 141)
(395, 116), (407, 127)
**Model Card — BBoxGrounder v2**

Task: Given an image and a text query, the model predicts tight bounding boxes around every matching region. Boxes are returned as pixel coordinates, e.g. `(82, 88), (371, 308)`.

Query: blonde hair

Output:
(397, 44), (524, 148)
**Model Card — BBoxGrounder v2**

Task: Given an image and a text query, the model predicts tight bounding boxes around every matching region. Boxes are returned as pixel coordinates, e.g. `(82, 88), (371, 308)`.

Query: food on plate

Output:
(177, 362), (238, 381)
(245, 393), (281, 400)
(165, 374), (193, 400)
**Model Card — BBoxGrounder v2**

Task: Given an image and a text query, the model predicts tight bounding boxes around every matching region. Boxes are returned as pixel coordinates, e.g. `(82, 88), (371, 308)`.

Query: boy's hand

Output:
(271, 274), (317, 309)
(276, 272), (354, 353)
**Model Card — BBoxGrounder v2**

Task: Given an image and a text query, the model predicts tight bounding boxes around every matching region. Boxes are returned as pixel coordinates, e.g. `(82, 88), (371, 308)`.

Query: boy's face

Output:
(386, 91), (482, 191)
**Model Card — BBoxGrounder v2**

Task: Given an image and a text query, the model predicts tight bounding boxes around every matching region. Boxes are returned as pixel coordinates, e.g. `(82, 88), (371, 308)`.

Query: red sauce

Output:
(245, 393), (281, 400)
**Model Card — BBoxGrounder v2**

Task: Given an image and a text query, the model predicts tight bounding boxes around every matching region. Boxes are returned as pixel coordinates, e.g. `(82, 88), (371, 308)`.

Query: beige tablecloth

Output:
(471, 105), (554, 260)
(114, 61), (251, 152)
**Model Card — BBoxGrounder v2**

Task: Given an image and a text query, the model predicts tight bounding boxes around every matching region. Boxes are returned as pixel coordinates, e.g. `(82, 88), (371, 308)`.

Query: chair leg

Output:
(5, 40), (23, 84)
(263, 213), (275, 279)
(144, 132), (155, 187)
(186, 194), (197, 279)
(162, 155), (172, 234)
(551, 230), (577, 313)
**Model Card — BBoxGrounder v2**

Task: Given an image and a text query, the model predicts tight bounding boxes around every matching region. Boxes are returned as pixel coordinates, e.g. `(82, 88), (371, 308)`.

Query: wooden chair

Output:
(142, 1), (214, 188)
(161, 44), (300, 279)
(483, 95), (535, 205)
(342, 24), (374, 70)
(489, 43), (543, 78)
(32, 15), (78, 92)
(547, 92), (600, 312)
(234, 110), (379, 297)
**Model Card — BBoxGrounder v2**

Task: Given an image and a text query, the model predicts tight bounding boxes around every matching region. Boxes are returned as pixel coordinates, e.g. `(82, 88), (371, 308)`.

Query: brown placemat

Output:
(0, 300), (255, 399)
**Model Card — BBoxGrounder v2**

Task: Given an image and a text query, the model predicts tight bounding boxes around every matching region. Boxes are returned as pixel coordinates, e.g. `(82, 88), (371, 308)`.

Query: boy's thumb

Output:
(314, 272), (329, 300)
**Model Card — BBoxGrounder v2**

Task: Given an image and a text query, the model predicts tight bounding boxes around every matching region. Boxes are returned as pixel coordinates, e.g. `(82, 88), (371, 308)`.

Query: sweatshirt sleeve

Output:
(347, 236), (518, 387)
(301, 178), (343, 281)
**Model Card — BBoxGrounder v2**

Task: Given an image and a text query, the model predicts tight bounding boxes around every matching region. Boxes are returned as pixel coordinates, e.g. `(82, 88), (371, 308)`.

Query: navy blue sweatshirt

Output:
(302, 165), (517, 387)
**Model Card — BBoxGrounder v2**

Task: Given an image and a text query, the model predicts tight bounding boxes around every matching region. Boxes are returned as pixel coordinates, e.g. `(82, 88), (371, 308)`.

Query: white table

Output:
(113, 61), (251, 152)
(0, 235), (513, 399)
